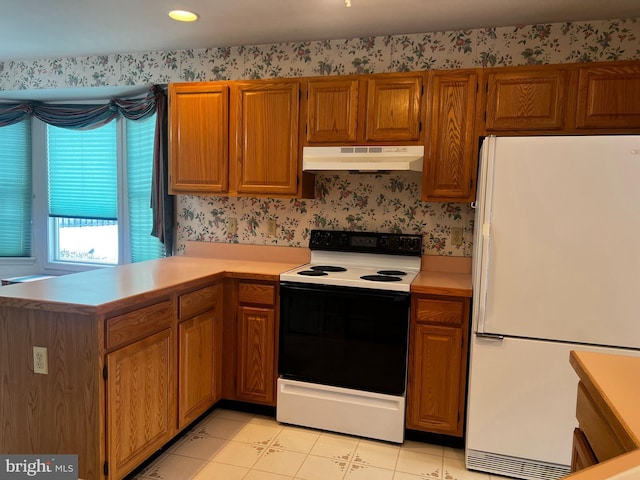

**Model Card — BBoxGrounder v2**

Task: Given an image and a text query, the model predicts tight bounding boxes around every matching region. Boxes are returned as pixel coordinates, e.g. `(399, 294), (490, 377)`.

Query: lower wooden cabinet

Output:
(237, 305), (276, 404)
(178, 310), (221, 428)
(571, 427), (598, 472)
(235, 281), (277, 405)
(105, 328), (175, 480)
(406, 294), (470, 437)
(570, 380), (635, 473)
(177, 283), (222, 429)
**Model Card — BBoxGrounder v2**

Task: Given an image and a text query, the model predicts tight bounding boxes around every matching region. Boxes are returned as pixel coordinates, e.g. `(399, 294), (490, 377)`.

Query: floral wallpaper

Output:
(1, 17), (638, 257)
(180, 173), (472, 257)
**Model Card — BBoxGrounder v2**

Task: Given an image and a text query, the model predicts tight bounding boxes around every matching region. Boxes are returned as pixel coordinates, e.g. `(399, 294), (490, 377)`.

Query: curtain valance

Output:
(0, 85), (163, 129)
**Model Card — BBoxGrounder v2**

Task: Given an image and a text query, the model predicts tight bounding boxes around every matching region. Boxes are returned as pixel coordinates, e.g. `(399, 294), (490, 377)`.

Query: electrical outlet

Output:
(267, 219), (277, 236)
(33, 346), (48, 375)
(228, 217), (238, 235)
(451, 227), (463, 247)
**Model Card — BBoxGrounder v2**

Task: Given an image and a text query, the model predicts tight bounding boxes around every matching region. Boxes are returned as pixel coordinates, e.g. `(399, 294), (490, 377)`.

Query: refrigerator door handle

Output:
(476, 222), (491, 334)
(476, 332), (504, 340)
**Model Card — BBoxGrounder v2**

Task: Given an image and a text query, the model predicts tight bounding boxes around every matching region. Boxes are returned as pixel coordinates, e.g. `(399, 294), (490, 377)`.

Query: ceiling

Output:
(1, 0), (640, 63)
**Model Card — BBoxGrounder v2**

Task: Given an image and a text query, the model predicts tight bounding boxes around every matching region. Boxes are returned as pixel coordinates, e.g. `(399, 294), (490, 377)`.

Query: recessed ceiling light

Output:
(169, 10), (199, 22)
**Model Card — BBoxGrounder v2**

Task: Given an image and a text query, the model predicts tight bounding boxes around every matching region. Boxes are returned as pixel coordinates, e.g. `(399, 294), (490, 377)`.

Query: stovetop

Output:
(280, 230), (422, 292)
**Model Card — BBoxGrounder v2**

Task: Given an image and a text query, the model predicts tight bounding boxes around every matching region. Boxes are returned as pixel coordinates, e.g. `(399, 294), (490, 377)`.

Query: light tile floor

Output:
(129, 409), (513, 480)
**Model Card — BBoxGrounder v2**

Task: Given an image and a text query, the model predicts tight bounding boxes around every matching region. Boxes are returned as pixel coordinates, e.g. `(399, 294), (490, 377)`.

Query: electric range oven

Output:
(277, 229), (422, 443)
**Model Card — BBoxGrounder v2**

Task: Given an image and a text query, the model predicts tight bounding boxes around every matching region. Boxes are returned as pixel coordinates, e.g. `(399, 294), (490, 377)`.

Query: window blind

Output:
(126, 115), (165, 262)
(0, 121), (32, 257)
(47, 122), (117, 219)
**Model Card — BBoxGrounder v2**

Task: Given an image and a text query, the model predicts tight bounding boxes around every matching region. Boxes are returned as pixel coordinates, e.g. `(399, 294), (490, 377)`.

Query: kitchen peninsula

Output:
(567, 350), (640, 479)
(0, 243), (471, 480)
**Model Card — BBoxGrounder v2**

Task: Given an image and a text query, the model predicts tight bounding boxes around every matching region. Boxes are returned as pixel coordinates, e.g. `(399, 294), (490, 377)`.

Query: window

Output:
(45, 115), (164, 269)
(48, 121), (119, 264)
(0, 121), (32, 257)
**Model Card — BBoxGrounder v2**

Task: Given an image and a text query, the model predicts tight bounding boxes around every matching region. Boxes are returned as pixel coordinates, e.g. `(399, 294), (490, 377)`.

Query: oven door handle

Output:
(280, 282), (410, 302)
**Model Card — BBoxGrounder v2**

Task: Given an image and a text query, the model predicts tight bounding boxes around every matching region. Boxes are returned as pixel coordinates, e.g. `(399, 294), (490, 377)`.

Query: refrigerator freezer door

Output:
(478, 135), (640, 348)
(465, 336), (640, 479)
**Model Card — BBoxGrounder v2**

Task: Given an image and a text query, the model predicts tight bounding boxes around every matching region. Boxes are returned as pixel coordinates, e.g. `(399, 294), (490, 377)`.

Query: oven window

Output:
(278, 283), (410, 395)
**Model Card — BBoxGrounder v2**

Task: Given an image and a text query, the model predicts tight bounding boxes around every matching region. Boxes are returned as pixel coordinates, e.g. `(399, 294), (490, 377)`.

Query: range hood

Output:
(302, 145), (424, 173)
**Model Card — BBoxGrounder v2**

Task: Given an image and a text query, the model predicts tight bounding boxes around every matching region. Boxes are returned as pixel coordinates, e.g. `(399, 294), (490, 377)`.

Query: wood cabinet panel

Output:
(306, 77), (360, 143)
(407, 294), (470, 437)
(236, 305), (276, 405)
(407, 323), (463, 435)
(423, 70), (478, 202)
(414, 297), (464, 325)
(484, 68), (567, 131)
(571, 428), (598, 472)
(0, 309), (101, 480)
(238, 282), (276, 306)
(575, 381), (628, 463)
(106, 300), (173, 350)
(169, 83), (229, 194)
(230, 80), (300, 196)
(575, 63), (640, 129)
(178, 310), (219, 429)
(106, 328), (175, 480)
(303, 72), (424, 146)
(365, 74), (423, 142)
(179, 284), (219, 321)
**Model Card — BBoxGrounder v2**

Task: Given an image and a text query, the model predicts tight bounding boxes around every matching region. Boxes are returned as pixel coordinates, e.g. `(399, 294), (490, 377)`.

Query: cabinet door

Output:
(169, 83), (229, 194)
(423, 70), (478, 202)
(236, 305), (276, 405)
(365, 74), (423, 142)
(575, 63), (640, 129)
(407, 323), (463, 435)
(106, 329), (174, 480)
(178, 309), (220, 429)
(230, 80), (300, 196)
(305, 77), (360, 144)
(571, 428), (598, 473)
(485, 68), (567, 131)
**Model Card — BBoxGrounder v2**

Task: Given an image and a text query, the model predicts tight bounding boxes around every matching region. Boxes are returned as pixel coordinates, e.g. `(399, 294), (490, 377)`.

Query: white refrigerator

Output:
(465, 135), (640, 480)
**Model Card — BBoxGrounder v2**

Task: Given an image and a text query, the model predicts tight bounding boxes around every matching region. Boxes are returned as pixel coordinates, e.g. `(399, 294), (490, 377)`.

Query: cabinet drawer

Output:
(238, 282), (276, 306)
(179, 284), (219, 320)
(106, 300), (174, 349)
(414, 297), (463, 325)
(576, 382), (628, 462)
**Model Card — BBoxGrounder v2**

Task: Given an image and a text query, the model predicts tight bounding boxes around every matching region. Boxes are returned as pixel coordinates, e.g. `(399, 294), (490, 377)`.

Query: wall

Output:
(1, 18), (638, 258)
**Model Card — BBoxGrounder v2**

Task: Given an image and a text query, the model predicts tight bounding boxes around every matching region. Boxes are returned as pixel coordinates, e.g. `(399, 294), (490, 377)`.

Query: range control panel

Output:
(309, 229), (422, 256)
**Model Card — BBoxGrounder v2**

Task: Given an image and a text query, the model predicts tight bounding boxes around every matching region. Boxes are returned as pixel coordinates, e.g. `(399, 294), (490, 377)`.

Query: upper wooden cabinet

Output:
(575, 62), (640, 129)
(365, 74), (424, 142)
(229, 80), (302, 196)
(169, 82), (229, 194)
(484, 66), (568, 132)
(169, 80), (313, 198)
(305, 76), (360, 143)
(481, 60), (640, 135)
(422, 69), (479, 202)
(169, 60), (640, 203)
(303, 72), (425, 145)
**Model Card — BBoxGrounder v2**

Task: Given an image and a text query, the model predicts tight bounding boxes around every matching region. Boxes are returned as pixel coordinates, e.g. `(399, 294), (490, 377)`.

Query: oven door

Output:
(278, 281), (410, 396)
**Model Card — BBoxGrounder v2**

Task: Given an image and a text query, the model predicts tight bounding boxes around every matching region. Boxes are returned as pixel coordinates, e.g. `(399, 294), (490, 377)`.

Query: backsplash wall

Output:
(1, 18), (638, 256)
